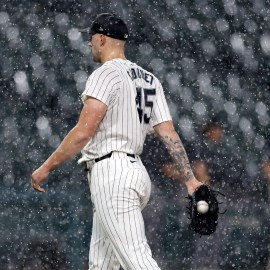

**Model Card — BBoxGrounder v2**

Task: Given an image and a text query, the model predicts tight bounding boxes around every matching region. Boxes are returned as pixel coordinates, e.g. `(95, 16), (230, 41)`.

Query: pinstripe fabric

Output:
(87, 152), (160, 270)
(78, 58), (172, 164)
(81, 59), (171, 269)
(89, 209), (120, 269)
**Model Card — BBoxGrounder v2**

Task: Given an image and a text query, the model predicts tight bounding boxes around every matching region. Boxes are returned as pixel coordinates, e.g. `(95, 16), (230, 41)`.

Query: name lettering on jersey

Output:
(127, 68), (154, 85)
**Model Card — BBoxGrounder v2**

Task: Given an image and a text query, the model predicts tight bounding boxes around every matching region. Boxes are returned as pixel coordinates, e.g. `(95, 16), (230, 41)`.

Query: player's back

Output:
(110, 58), (157, 127)
(80, 58), (171, 161)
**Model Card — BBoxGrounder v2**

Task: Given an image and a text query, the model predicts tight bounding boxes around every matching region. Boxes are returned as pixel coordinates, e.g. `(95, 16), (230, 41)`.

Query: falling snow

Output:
(0, 0), (270, 269)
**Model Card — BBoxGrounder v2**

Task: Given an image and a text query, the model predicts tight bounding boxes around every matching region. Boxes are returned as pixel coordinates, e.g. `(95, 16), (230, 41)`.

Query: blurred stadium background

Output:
(0, 0), (270, 269)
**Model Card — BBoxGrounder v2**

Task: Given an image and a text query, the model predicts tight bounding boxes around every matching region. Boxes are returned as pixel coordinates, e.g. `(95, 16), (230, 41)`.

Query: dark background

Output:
(0, 0), (270, 269)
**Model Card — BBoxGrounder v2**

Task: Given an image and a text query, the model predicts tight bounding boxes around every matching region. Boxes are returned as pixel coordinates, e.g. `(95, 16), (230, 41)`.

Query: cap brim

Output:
(78, 28), (90, 33)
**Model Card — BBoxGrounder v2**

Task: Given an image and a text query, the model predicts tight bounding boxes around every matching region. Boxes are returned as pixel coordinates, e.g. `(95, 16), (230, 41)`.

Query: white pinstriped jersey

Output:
(79, 58), (171, 162)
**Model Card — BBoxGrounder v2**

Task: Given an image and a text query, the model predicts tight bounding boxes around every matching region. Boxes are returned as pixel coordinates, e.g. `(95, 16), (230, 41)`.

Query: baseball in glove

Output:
(186, 184), (224, 236)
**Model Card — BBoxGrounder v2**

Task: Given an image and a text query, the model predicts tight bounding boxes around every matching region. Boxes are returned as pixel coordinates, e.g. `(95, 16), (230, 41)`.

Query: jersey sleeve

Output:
(81, 66), (121, 106)
(150, 81), (172, 126)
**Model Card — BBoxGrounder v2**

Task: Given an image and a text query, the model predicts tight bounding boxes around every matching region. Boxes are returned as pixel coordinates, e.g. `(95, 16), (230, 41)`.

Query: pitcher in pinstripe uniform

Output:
(31, 13), (202, 270)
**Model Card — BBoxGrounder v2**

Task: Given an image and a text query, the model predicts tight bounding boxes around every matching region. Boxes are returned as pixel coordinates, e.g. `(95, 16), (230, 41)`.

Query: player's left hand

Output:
(31, 166), (50, 192)
(185, 177), (203, 195)
(186, 184), (220, 235)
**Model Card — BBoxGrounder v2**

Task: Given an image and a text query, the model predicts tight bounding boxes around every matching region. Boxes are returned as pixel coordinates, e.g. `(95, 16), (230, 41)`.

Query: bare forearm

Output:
(154, 121), (202, 194)
(159, 130), (195, 182)
(31, 98), (108, 193)
(42, 127), (90, 171)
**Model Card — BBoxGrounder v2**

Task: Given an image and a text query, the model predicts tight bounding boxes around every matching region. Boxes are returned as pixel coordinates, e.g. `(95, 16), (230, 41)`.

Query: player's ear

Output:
(100, 34), (106, 46)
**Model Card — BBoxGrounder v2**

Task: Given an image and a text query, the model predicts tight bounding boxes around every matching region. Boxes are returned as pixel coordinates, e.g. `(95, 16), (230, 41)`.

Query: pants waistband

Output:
(84, 152), (136, 171)
(94, 152), (135, 163)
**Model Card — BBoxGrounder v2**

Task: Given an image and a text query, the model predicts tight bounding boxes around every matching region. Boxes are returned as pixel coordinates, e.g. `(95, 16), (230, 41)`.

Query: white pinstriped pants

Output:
(86, 152), (161, 270)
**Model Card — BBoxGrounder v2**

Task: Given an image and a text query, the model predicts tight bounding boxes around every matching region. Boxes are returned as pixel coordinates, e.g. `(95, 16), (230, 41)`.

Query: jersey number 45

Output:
(136, 87), (156, 124)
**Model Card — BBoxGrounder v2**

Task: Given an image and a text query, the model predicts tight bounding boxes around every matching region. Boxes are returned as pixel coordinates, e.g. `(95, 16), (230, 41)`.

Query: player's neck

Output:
(101, 50), (127, 64)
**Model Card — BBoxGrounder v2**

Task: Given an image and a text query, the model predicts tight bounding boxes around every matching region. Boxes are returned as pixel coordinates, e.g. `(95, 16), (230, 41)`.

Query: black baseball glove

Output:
(186, 184), (222, 236)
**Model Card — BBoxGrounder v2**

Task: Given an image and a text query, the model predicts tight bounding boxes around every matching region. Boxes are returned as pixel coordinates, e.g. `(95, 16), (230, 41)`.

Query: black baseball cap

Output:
(79, 13), (129, 41)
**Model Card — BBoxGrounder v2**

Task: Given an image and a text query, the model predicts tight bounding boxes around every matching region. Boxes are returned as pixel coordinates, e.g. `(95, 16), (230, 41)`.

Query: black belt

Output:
(84, 152), (136, 171)
(94, 152), (135, 163)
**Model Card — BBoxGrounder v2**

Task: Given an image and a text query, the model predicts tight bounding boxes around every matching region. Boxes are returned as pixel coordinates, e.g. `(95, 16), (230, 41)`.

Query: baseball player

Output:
(31, 13), (202, 270)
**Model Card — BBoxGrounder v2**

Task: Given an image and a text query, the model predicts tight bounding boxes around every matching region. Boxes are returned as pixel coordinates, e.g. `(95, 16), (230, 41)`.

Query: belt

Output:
(94, 152), (135, 163)
(84, 152), (135, 172)
(84, 152), (136, 171)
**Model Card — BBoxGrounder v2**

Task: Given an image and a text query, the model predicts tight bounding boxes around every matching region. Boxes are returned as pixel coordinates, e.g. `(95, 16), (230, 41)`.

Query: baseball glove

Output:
(186, 184), (223, 236)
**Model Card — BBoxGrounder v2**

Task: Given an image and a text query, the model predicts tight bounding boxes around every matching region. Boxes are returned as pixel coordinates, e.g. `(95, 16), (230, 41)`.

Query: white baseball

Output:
(197, 200), (209, 214)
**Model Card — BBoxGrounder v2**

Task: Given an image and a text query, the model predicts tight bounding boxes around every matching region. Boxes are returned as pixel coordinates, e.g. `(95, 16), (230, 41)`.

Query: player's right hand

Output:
(31, 166), (50, 192)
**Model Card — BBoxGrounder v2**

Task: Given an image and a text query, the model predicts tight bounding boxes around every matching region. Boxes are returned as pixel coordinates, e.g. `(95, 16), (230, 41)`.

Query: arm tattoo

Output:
(160, 134), (194, 182)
